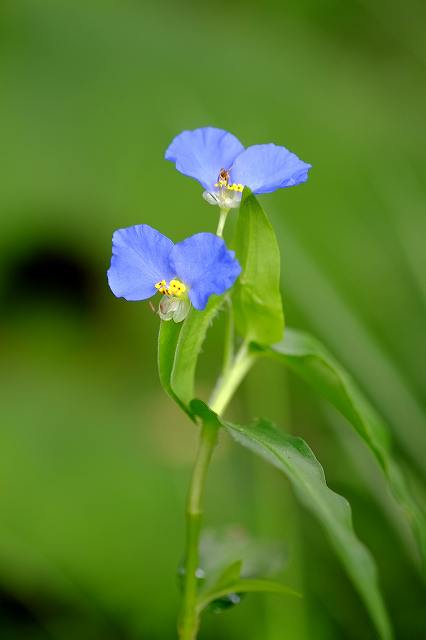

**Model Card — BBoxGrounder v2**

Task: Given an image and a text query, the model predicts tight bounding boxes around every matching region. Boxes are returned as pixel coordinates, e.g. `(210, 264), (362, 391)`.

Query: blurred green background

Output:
(1, 0), (425, 637)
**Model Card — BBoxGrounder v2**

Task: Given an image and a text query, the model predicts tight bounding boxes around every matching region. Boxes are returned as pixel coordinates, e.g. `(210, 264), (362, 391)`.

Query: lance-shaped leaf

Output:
(232, 188), (284, 345)
(257, 329), (426, 568)
(197, 576), (300, 615)
(223, 418), (393, 640)
(196, 544), (299, 614)
(189, 401), (392, 640)
(197, 559), (243, 614)
(157, 296), (224, 414)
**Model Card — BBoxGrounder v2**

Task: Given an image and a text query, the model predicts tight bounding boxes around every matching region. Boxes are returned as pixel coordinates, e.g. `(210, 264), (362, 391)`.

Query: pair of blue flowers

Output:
(108, 127), (311, 322)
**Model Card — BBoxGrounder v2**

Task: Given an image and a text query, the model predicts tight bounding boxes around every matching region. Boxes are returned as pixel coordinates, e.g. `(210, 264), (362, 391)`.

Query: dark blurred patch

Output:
(0, 585), (141, 640)
(0, 588), (39, 632)
(1, 244), (96, 319)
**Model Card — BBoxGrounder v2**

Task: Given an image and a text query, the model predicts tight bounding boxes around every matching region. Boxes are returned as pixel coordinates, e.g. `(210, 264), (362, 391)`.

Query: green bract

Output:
(232, 188), (284, 345)
(158, 296), (225, 418)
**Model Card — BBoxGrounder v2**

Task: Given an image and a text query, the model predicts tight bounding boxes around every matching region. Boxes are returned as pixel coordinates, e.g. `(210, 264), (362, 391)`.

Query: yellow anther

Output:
(226, 183), (244, 192)
(155, 279), (168, 294)
(168, 279), (186, 297)
(155, 279), (186, 297)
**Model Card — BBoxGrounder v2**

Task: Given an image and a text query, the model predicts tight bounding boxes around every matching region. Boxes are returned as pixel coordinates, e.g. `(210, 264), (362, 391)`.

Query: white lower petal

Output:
(203, 191), (219, 205)
(159, 296), (191, 323)
(202, 189), (241, 209)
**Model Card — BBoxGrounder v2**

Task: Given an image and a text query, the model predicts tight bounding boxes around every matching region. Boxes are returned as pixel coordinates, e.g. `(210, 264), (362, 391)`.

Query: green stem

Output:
(221, 296), (234, 377)
(209, 341), (255, 415)
(178, 418), (218, 640)
(216, 207), (229, 237)
(178, 341), (256, 639)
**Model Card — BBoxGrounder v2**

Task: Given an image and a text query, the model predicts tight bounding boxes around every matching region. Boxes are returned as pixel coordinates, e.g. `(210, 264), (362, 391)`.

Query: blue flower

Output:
(107, 224), (241, 321)
(165, 127), (311, 208)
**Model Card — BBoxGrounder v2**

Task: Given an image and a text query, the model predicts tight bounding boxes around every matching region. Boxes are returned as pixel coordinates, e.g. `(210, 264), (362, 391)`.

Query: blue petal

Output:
(107, 224), (175, 301)
(165, 127), (245, 191)
(170, 233), (241, 310)
(230, 144), (311, 194)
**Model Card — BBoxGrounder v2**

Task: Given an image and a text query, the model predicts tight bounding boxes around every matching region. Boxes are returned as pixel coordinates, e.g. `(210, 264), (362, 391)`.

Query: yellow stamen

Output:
(168, 279), (186, 297)
(155, 279), (186, 297)
(226, 183), (244, 192)
(155, 279), (168, 294)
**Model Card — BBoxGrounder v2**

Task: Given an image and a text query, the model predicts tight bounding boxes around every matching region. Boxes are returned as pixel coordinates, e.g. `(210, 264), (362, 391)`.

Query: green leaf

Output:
(259, 328), (426, 568)
(157, 320), (189, 416)
(232, 188), (284, 345)
(157, 296), (224, 415)
(197, 577), (300, 614)
(171, 296), (224, 408)
(197, 555), (299, 614)
(211, 559), (243, 589)
(200, 559), (243, 609)
(226, 421), (392, 639)
(191, 400), (392, 639)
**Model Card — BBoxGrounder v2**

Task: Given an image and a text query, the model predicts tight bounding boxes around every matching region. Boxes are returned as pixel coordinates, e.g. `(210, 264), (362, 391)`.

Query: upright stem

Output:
(221, 296), (234, 377)
(178, 419), (218, 640)
(178, 341), (256, 639)
(209, 341), (254, 415)
(216, 208), (229, 237)
(179, 184), (249, 639)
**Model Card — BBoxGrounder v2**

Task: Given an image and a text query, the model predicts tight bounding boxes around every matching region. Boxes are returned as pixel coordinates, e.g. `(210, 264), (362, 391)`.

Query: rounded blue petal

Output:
(170, 233), (241, 310)
(230, 143), (311, 194)
(107, 224), (175, 301)
(165, 127), (245, 191)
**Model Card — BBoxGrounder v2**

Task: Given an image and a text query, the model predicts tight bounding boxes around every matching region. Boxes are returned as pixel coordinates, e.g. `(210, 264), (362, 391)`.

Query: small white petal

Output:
(159, 296), (179, 320)
(172, 298), (191, 323)
(225, 191), (242, 208)
(158, 296), (190, 323)
(203, 191), (219, 205)
(202, 189), (242, 209)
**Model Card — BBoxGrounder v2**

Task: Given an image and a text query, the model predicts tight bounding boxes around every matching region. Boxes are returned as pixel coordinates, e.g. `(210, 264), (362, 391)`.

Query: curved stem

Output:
(209, 341), (255, 415)
(178, 341), (256, 639)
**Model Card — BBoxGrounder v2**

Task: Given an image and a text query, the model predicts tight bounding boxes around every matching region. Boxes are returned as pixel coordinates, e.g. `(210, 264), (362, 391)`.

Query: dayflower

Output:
(107, 224), (241, 322)
(165, 127), (311, 209)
